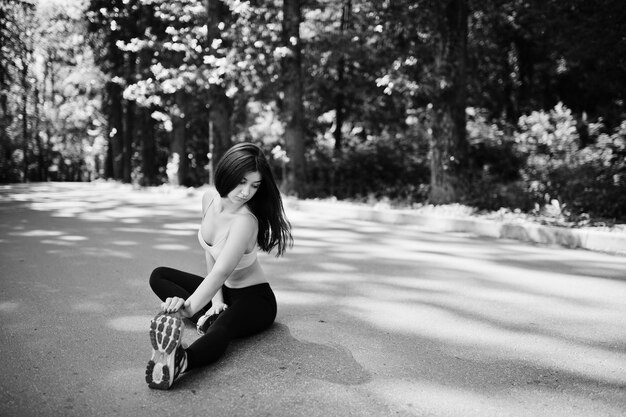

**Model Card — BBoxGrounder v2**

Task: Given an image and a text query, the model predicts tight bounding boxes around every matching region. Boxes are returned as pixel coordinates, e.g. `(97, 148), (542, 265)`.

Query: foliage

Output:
(464, 107), (526, 210)
(1, 0), (625, 222)
(492, 103), (626, 220)
(0, 0), (102, 182)
(539, 121), (626, 220)
(305, 123), (430, 203)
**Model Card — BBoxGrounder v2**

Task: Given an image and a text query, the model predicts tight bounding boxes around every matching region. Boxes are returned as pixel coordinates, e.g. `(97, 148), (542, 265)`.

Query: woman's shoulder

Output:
(201, 189), (220, 213)
(231, 208), (258, 233)
(235, 209), (258, 226)
(228, 210), (259, 243)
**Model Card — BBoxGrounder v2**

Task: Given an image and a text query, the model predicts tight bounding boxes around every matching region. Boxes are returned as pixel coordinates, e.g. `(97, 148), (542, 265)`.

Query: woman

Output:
(146, 142), (292, 390)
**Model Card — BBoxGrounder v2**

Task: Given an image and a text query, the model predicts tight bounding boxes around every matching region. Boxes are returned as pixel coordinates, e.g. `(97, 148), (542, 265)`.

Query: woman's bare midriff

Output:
(223, 259), (268, 289)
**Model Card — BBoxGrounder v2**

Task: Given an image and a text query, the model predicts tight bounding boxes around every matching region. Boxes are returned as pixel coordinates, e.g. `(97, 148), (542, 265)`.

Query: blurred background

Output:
(1, 0), (625, 221)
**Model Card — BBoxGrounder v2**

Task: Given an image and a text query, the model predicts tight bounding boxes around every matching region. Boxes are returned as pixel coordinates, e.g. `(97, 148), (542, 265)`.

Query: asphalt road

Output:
(1, 182), (625, 417)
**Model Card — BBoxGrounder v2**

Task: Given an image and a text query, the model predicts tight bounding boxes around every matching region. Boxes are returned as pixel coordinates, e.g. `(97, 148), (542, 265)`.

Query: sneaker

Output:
(145, 312), (187, 390)
(196, 310), (221, 335)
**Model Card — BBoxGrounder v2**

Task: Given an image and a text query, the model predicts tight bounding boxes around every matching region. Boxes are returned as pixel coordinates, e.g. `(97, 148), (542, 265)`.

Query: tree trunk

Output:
(21, 58), (28, 182)
(282, 0), (307, 196)
(33, 84), (45, 181)
(107, 81), (124, 180)
(0, 18), (7, 152)
(41, 59), (54, 182)
(209, 92), (231, 174)
(206, 0), (232, 177)
(334, 0), (351, 156)
(122, 52), (137, 183)
(136, 5), (157, 186)
(170, 90), (188, 186)
(123, 98), (134, 183)
(429, 0), (469, 204)
(140, 108), (157, 185)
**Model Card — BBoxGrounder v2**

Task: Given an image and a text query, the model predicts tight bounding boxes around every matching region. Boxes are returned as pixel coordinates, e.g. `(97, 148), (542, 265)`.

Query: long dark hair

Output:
(214, 142), (293, 256)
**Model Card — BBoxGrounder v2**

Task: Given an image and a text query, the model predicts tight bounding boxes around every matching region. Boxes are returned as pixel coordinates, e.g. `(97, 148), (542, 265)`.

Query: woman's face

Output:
(227, 171), (262, 207)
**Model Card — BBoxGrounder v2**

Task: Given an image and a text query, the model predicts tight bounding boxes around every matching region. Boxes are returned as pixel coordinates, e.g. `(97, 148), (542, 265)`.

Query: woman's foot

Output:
(145, 313), (187, 389)
(196, 310), (221, 335)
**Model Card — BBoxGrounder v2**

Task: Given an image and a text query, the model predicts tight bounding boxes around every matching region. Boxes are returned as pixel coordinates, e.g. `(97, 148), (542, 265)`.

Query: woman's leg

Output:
(149, 266), (208, 322)
(146, 266), (210, 389)
(185, 283), (277, 370)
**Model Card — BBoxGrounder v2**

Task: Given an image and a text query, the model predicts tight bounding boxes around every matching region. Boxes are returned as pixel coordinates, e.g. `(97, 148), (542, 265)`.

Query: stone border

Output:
(286, 199), (626, 256)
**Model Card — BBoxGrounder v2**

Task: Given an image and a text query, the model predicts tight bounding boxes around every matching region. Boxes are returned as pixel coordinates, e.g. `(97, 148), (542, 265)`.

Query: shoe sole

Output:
(145, 313), (184, 390)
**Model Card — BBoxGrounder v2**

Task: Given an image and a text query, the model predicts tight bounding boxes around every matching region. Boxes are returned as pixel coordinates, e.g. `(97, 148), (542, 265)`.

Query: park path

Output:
(1, 182), (625, 417)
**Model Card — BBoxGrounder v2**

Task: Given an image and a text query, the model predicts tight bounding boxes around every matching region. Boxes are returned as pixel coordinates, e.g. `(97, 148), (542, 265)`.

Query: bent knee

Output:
(149, 266), (168, 288)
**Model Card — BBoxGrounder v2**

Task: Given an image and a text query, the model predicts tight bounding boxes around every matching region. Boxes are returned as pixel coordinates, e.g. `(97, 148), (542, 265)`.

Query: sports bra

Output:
(198, 197), (258, 271)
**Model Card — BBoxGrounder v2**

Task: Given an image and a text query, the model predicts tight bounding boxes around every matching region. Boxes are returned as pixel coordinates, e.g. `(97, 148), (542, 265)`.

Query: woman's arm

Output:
(202, 189), (226, 311)
(183, 214), (257, 316)
(204, 250), (227, 312)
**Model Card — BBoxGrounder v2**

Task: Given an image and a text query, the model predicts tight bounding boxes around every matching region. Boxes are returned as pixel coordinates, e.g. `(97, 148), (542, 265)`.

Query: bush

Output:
(549, 124), (626, 219)
(304, 130), (430, 204)
(300, 103), (626, 222)
(515, 103), (626, 221)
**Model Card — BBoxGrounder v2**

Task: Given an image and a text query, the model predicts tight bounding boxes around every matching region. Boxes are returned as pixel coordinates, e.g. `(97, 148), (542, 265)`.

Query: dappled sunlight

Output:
(103, 366), (147, 392)
(291, 239), (329, 248)
(115, 227), (192, 236)
(288, 270), (364, 284)
(365, 377), (625, 417)
(111, 240), (138, 246)
(288, 245), (326, 256)
(2, 183), (625, 416)
(366, 378), (517, 417)
(152, 243), (192, 251)
(342, 296), (626, 385)
(57, 235), (88, 241)
(329, 251), (370, 261)
(123, 278), (147, 289)
(74, 301), (107, 313)
(79, 247), (134, 259)
(275, 289), (333, 306)
(119, 218), (141, 224)
(0, 301), (20, 312)
(281, 210), (626, 403)
(40, 239), (76, 246)
(162, 222), (199, 231)
(317, 261), (358, 272)
(9, 229), (63, 237)
(108, 315), (152, 332)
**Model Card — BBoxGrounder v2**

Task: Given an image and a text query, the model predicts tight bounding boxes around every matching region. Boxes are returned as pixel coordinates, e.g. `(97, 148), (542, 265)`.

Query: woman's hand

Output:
(161, 296), (193, 318)
(207, 301), (228, 316)
(196, 301), (228, 335)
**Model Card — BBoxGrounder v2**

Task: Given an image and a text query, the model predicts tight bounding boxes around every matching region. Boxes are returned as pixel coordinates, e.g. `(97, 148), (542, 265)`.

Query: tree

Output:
(86, 0), (132, 181)
(206, 0), (233, 178)
(0, 0), (37, 182)
(366, 0), (469, 203)
(281, 0), (306, 195)
(429, 0), (469, 203)
(118, 0), (253, 186)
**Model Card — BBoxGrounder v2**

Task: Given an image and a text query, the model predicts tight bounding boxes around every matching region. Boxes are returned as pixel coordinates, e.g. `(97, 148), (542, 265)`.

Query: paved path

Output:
(1, 182), (625, 417)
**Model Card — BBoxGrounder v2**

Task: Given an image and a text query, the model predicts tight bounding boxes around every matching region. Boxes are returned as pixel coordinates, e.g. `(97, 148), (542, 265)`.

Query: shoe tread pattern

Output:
(145, 313), (183, 390)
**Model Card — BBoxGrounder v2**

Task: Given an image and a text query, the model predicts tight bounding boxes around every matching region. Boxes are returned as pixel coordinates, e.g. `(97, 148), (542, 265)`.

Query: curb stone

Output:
(286, 199), (626, 256)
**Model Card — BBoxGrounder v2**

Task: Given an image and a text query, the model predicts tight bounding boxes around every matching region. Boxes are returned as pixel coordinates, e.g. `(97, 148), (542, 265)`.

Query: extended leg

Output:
(184, 284), (277, 369)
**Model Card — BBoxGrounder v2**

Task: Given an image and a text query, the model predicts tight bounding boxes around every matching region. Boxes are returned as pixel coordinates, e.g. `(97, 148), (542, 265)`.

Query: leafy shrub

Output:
(464, 108), (528, 210)
(304, 129), (430, 204)
(515, 103), (626, 220)
(549, 124), (626, 220)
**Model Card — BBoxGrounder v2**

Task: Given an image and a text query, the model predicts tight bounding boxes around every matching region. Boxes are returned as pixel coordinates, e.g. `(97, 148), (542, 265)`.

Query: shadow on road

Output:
(1, 182), (625, 417)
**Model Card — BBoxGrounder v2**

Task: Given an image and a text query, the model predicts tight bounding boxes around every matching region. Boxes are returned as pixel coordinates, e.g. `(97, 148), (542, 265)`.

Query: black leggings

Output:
(149, 266), (277, 370)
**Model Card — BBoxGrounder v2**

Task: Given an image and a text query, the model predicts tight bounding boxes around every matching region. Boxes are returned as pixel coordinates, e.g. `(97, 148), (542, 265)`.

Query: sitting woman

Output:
(146, 142), (292, 389)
